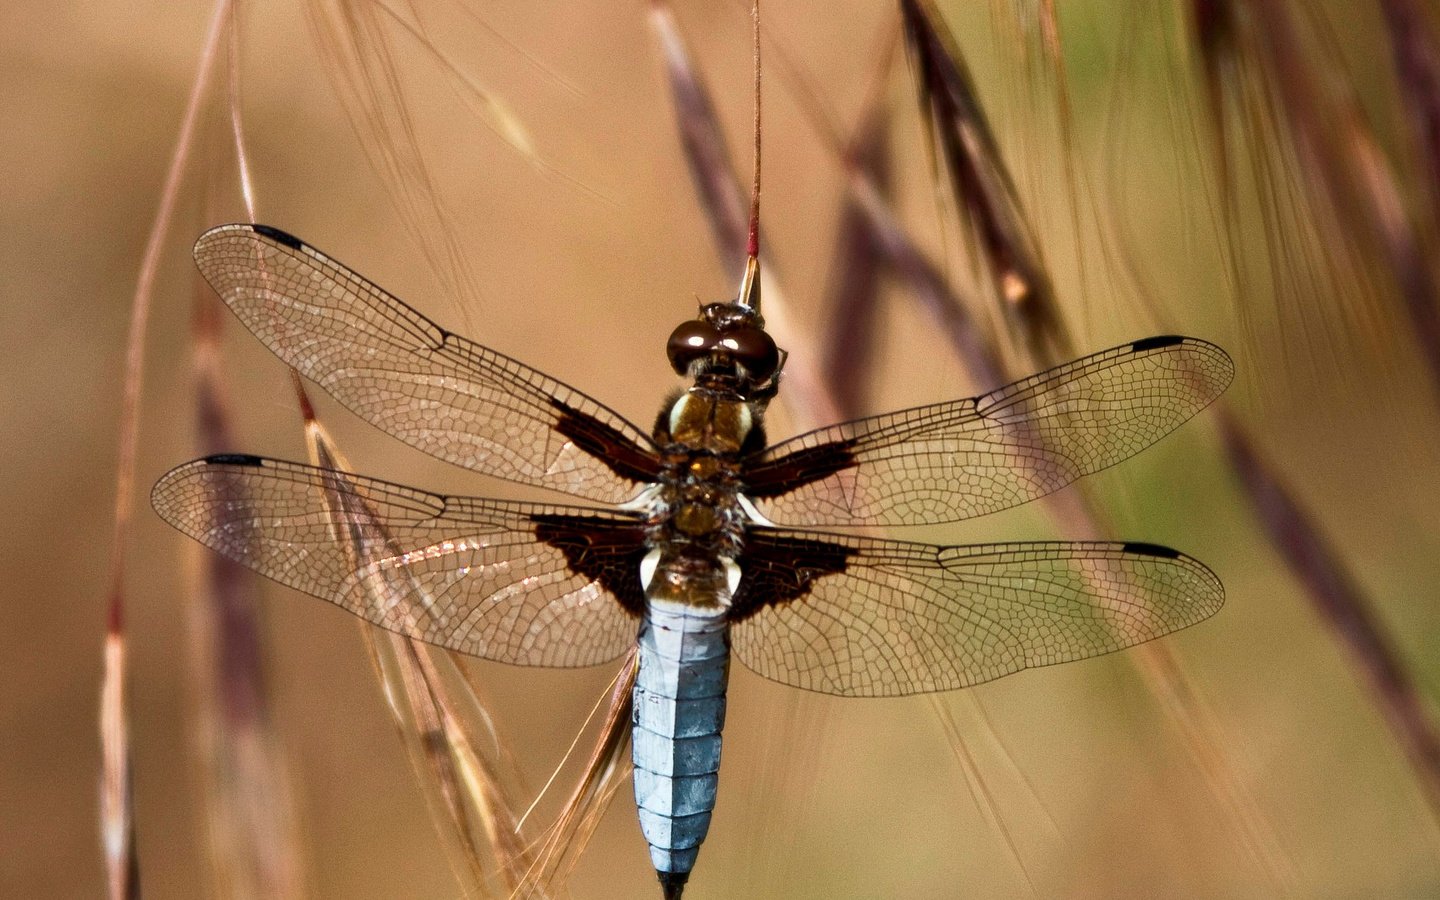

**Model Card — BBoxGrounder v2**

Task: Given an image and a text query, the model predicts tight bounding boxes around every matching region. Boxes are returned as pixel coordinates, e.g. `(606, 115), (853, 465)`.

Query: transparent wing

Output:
(151, 455), (646, 668)
(193, 224), (661, 505)
(744, 337), (1233, 527)
(728, 529), (1223, 697)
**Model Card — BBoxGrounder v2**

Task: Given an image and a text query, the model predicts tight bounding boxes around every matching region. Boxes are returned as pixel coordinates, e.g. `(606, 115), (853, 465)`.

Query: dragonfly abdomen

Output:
(632, 596), (731, 895)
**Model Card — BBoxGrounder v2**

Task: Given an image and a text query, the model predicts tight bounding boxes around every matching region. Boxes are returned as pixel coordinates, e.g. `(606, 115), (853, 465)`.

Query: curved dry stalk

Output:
(100, 3), (236, 896)
(210, 7), (660, 893)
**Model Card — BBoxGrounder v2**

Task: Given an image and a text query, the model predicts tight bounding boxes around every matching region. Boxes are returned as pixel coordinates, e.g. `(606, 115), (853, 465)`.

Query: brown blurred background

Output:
(4, 1), (1440, 897)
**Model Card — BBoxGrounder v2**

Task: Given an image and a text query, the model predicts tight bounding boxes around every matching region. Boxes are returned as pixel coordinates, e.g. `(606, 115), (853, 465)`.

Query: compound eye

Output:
(718, 325), (780, 381)
(667, 319), (719, 375)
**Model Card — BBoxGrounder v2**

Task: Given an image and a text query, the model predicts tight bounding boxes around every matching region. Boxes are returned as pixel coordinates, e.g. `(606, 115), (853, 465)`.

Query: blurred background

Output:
(4, 1), (1440, 897)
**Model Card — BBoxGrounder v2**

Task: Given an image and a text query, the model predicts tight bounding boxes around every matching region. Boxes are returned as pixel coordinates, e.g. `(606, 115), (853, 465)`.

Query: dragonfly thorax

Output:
(649, 390), (755, 556)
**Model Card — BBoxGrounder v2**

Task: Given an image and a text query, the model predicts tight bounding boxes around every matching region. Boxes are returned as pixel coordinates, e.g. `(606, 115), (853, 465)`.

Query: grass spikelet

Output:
(1195, 0), (1440, 400)
(187, 287), (306, 897)
(899, 0), (1070, 367)
(521, 650), (640, 894)
(1190, 0), (1440, 828)
(895, 4), (1296, 888)
(303, 423), (536, 896)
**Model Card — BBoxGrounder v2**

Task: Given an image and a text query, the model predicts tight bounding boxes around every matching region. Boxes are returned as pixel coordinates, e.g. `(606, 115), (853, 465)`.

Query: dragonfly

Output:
(153, 223), (1232, 899)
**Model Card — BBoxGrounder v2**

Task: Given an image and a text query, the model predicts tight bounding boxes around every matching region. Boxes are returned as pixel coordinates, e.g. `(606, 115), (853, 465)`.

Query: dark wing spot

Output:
(251, 224), (305, 250)
(1121, 541), (1182, 559)
(728, 530), (857, 623)
(741, 440), (857, 499)
(531, 513), (649, 617)
(1130, 334), (1184, 352)
(204, 453), (265, 467)
(549, 398), (665, 484)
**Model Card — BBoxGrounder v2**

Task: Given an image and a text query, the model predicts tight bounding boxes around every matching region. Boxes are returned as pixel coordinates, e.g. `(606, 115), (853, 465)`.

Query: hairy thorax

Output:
(645, 388), (759, 571)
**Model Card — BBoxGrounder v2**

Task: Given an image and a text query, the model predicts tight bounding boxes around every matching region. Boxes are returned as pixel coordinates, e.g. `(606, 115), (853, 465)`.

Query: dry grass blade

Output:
(100, 3), (235, 895)
(302, 426), (537, 897)
(899, 0), (1070, 367)
(521, 650), (639, 894)
(1218, 412), (1440, 821)
(187, 289), (306, 897)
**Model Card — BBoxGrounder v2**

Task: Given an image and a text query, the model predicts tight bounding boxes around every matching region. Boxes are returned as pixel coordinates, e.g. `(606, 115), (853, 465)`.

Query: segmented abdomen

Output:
(631, 599), (730, 879)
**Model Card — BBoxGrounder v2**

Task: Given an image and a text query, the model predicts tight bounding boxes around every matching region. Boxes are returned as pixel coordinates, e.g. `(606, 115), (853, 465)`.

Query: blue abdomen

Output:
(632, 599), (730, 882)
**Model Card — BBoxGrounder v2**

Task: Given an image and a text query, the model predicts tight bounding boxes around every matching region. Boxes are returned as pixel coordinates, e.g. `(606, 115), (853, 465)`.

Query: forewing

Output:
(151, 455), (646, 667)
(745, 337), (1233, 527)
(193, 224), (661, 504)
(728, 530), (1223, 697)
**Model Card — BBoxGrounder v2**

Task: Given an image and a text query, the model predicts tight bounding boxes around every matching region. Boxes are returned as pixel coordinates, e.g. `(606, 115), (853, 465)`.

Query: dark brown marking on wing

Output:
(250, 224), (305, 250)
(531, 513), (650, 618)
(740, 440), (858, 499)
(1129, 334), (1184, 352)
(728, 530), (858, 623)
(1121, 541), (1182, 559)
(550, 398), (666, 485)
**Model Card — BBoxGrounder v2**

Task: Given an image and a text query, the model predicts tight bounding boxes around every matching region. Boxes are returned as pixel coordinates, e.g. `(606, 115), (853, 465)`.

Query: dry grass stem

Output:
(100, 4), (235, 896)
(647, 0), (839, 429)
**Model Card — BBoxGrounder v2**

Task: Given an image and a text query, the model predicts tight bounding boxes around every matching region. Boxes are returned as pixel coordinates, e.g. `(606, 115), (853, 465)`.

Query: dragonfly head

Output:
(666, 301), (784, 400)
